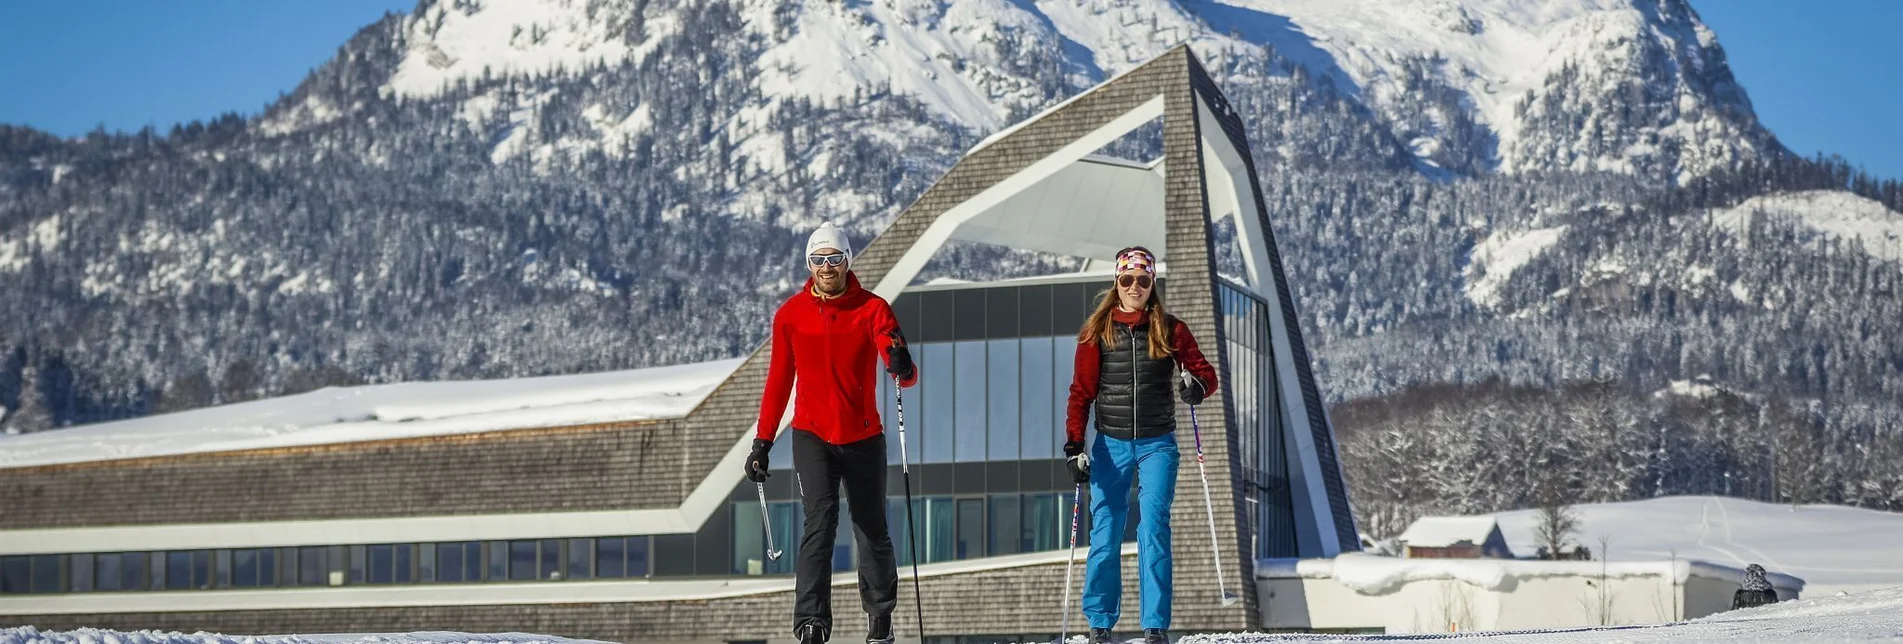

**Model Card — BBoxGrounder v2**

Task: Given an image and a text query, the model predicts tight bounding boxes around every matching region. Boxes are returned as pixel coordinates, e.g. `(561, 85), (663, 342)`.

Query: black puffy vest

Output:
(1093, 316), (1178, 440)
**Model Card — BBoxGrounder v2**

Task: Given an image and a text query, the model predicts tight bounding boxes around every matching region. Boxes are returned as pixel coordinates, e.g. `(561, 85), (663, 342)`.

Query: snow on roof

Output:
(1398, 516), (1501, 548)
(0, 628), (606, 644)
(0, 358), (743, 470)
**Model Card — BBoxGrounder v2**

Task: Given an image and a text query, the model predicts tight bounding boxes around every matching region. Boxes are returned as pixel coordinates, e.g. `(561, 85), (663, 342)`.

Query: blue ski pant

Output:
(1083, 432), (1179, 630)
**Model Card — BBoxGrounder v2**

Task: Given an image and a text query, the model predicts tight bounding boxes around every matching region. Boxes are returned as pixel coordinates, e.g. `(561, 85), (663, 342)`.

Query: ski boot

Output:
(1088, 627), (1115, 644)
(866, 613), (893, 644)
(1142, 628), (1168, 644)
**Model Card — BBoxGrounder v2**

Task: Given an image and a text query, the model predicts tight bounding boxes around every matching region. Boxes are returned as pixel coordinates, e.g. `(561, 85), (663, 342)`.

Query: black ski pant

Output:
(791, 428), (897, 637)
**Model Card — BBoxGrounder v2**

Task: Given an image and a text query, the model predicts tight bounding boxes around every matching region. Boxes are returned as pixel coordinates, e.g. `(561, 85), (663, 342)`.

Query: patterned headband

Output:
(1115, 248), (1155, 276)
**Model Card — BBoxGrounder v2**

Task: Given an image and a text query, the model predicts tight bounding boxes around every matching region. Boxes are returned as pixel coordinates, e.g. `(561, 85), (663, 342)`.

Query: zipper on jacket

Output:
(1130, 323), (1140, 439)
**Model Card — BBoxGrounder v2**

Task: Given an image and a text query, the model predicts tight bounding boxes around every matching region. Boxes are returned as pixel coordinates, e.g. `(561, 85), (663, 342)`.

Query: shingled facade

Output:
(1, 46), (1354, 643)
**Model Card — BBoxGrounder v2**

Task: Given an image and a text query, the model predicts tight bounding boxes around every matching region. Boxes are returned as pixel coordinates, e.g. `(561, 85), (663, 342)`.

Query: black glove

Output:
(744, 438), (773, 483)
(885, 329), (916, 382)
(1179, 371), (1208, 406)
(1064, 440), (1089, 484)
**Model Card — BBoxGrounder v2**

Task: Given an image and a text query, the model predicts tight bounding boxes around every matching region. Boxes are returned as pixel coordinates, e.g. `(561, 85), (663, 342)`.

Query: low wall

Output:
(1257, 554), (1804, 634)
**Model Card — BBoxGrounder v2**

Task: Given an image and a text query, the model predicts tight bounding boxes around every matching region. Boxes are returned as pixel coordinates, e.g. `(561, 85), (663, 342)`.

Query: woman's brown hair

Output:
(1076, 280), (1174, 359)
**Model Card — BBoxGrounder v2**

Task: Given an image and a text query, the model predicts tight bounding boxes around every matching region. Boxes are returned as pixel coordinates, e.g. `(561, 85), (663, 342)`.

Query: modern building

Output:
(0, 46), (1361, 642)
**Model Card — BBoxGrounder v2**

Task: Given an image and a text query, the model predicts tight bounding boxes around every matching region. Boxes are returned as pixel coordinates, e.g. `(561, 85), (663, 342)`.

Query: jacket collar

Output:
(803, 271), (865, 306)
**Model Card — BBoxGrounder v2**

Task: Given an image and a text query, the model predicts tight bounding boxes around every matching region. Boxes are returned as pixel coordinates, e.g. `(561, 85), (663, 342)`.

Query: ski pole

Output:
(1060, 482), (1083, 644)
(1188, 399), (1240, 607)
(756, 481), (782, 563)
(894, 376), (927, 639)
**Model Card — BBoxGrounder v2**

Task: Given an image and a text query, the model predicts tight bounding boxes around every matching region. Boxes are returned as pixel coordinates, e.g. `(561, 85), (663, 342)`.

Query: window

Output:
(539, 539), (561, 580)
(922, 343), (955, 463)
(765, 502), (801, 574)
(488, 541), (507, 581)
(1025, 493), (1064, 553)
(348, 545), (366, 584)
(165, 552), (192, 589)
(924, 498), (955, 563)
(215, 550), (231, 588)
(70, 554), (93, 592)
(232, 549), (258, 587)
(395, 544), (415, 583)
(278, 548), (298, 587)
(627, 536), (651, 577)
(954, 340), (987, 462)
(508, 541), (537, 581)
(567, 538), (593, 580)
(258, 548), (277, 587)
(1053, 337), (1080, 449)
(419, 543), (436, 582)
(0, 556), (26, 594)
(93, 551), (148, 592)
(596, 538), (626, 578)
(956, 499), (984, 560)
(149, 550), (166, 590)
(1027, 335), (1058, 461)
(297, 547), (328, 586)
(462, 542), (483, 582)
(162, 551), (210, 590)
(327, 546), (345, 587)
(987, 339), (1020, 462)
(732, 501), (765, 575)
(988, 495), (1021, 556)
(94, 553), (123, 591)
(887, 498), (914, 567)
(436, 542), (465, 583)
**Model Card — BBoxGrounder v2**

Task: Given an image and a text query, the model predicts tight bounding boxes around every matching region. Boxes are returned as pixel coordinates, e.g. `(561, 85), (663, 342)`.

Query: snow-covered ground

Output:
(1491, 496), (1903, 596)
(0, 358), (741, 469)
(9, 588), (1903, 643)
(1180, 586), (1903, 642)
(0, 630), (605, 644)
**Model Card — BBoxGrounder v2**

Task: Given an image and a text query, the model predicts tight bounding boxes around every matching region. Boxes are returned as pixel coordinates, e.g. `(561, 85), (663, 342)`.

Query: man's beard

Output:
(816, 272), (846, 294)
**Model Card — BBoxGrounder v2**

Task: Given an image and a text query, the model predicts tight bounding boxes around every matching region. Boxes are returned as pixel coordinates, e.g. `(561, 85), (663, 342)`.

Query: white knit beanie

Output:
(805, 221), (852, 265)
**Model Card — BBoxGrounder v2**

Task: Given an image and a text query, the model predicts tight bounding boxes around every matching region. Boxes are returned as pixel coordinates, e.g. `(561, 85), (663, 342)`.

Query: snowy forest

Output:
(1, 0), (1899, 525)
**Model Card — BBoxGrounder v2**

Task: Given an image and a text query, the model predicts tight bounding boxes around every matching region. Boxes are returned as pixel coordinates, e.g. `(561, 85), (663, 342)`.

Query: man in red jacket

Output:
(746, 221), (918, 644)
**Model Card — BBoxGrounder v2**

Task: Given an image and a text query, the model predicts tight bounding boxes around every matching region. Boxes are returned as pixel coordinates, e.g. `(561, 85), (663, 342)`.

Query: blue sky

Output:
(0, 1), (1898, 179)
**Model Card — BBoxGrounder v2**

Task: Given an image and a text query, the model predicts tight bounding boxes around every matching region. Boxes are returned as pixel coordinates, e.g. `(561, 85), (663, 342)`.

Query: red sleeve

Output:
(1173, 319), (1218, 393)
(756, 304), (796, 442)
(1065, 339), (1100, 445)
(869, 298), (918, 388)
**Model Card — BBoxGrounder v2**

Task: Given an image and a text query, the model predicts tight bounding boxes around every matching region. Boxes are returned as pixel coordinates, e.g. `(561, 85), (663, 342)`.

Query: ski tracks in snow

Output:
(1697, 497), (1790, 575)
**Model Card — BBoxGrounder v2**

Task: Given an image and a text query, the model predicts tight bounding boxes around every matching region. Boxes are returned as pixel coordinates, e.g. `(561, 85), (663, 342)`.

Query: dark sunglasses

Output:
(807, 254), (848, 267)
(1117, 274), (1153, 289)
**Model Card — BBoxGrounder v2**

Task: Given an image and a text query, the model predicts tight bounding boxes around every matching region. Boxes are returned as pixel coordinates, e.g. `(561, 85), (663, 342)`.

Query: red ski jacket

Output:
(757, 272), (918, 446)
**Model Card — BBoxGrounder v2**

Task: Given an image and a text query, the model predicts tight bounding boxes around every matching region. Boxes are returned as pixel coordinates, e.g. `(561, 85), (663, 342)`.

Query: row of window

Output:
(0, 537), (651, 595)
(733, 491), (1155, 576)
(1, 488), (1138, 595)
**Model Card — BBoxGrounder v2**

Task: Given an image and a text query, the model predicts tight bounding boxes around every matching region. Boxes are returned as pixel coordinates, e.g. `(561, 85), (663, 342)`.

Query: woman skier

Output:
(1064, 246), (1218, 644)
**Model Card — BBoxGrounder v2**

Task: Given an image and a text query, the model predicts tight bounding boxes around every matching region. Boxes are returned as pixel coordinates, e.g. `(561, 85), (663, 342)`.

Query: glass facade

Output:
(1219, 279), (1301, 559)
(736, 279), (1103, 576)
(4, 276), (1299, 595)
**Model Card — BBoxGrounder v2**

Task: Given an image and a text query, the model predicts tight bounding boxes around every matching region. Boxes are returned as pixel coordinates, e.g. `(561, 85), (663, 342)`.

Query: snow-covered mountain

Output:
(2, 0), (1899, 514)
(259, 0), (1777, 182)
